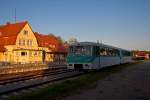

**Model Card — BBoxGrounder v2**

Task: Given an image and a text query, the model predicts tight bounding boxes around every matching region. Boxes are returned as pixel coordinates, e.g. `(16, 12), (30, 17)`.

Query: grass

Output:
(6, 62), (139, 100)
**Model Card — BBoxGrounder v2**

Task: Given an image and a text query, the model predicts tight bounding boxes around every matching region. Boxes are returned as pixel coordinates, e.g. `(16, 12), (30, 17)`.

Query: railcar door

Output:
(92, 46), (100, 69)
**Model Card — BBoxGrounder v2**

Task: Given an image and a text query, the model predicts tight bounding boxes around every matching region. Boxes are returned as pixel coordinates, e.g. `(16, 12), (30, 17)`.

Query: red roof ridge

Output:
(0, 21), (27, 37)
(0, 21), (27, 28)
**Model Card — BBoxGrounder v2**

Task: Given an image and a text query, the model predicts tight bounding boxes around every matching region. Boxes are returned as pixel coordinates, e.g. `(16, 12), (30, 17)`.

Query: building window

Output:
(29, 40), (32, 46)
(27, 40), (30, 46)
(18, 39), (26, 46)
(34, 51), (38, 56)
(19, 39), (22, 45)
(29, 51), (32, 56)
(49, 44), (56, 48)
(26, 40), (32, 46)
(22, 40), (25, 45)
(21, 52), (27, 56)
(24, 30), (28, 35)
(38, 51), (42, 56)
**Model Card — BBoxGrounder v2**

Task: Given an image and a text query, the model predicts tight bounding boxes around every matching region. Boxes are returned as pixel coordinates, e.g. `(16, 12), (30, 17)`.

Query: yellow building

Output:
(0, 21), (66, 64)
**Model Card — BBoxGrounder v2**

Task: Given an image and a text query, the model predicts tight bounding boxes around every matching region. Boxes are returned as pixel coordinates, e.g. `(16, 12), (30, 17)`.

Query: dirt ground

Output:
(62, 61), (150, 100)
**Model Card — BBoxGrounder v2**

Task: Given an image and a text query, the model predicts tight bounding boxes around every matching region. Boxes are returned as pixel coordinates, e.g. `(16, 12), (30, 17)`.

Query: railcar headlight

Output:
(85, 64), (89, 67)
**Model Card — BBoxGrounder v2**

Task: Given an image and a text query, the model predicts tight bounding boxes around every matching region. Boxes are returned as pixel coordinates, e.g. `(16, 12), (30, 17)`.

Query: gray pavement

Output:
(62, 61), (150, 100)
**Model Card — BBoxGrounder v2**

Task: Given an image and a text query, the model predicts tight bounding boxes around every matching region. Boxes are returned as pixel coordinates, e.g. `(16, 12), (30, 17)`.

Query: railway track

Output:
(0, 67), (83, 97)
(0, 67), (68, 85)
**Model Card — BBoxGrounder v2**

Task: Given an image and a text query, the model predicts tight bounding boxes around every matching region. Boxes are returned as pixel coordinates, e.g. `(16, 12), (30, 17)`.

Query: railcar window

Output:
(122, 51), (131, 56)
(100, 48), (108, 56)
(69, 46), (92, 56)
(100, 47), (120, 56)
(113, 49), (120, 56)
(127, 51), (131, 56)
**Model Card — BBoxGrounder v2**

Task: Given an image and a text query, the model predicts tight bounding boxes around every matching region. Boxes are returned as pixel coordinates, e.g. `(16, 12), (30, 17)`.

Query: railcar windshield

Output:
(69, 45), (92, 56)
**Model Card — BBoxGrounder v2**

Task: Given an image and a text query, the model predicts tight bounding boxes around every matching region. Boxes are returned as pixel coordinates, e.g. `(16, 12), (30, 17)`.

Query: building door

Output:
(42, 50), (46, 63)
(20, 51), (28, 64)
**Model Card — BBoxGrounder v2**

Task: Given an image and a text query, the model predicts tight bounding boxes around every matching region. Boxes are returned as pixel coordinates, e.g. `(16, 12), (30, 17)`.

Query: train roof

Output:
(70, 42), (130, 52)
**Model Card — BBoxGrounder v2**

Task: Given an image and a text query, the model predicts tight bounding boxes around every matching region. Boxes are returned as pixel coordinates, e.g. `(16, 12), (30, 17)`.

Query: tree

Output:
(57, 36), (65, 44)
(48, 33), (56, 38)
(68, 37), (78, 44)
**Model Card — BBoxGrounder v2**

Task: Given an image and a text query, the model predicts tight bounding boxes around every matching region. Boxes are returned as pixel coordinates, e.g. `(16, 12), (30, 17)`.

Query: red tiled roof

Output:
(0, 36), (17, 46)
(0, 21), (27, 52)
(0, 46), (6, 52)
(35, 33), (67, 53)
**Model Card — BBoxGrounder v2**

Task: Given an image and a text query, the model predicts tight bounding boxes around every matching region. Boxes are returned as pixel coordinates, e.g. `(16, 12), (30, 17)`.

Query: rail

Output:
(0, 69), (83, 96)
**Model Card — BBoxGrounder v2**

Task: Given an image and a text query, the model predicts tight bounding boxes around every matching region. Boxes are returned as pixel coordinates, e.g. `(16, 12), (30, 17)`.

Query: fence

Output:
(0, 60), (67, 75)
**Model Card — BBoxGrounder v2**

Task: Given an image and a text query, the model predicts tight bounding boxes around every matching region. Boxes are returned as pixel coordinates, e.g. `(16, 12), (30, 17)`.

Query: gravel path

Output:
(62, 61), (150, 100)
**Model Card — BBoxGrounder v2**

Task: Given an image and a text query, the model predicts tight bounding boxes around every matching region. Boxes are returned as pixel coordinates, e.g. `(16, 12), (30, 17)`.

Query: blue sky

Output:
(0, 0), (150, 50)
